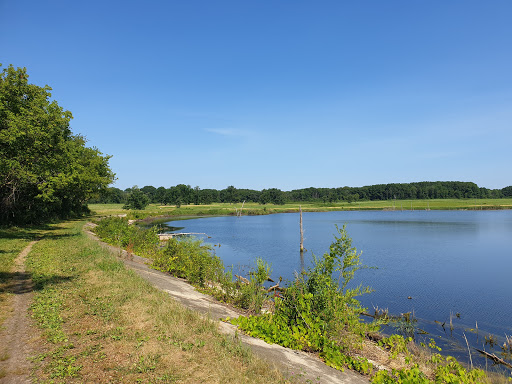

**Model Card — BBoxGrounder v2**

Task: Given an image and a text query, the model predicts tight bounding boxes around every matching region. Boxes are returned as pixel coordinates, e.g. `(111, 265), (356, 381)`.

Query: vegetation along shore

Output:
(88, 211), (512, 383)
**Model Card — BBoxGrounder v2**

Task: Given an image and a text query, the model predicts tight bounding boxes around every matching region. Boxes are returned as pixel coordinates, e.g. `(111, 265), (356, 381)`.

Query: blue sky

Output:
(1, 1), (511, 191)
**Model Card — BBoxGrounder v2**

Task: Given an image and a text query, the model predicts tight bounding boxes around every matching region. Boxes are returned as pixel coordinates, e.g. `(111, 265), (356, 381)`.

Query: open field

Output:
(0, 221), (289, 383)
(89, 198), (512, 219)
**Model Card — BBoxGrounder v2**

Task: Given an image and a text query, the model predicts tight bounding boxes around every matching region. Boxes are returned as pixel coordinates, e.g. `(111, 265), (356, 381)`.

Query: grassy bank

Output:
(92, 217), (511, 383)
(89, 198), (512, 220)
(2, 220), (288, 383)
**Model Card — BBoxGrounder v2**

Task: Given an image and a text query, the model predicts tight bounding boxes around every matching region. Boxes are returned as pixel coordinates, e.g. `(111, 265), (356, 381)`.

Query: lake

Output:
(164, 210), (512, 369)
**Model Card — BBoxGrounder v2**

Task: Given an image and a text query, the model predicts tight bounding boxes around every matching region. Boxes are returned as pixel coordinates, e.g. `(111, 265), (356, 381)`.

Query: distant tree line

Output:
(92, 181), (512, 207)
(92, 185), (286, 206)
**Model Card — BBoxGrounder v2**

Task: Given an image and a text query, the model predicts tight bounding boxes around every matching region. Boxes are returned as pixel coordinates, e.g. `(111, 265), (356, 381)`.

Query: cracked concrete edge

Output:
(83, 223), (369, 384)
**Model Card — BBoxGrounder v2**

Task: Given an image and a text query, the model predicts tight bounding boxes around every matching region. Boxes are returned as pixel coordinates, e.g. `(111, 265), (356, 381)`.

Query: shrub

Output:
(151, 237), (225, 288)
(94, 217), (134, 247)
(236, 258), (272, 314)
(232, 225), (377, 373)
(94, 216), (159, 256)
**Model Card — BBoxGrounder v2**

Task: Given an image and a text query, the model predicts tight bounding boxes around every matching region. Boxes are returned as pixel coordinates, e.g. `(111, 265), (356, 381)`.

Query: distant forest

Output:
(92, 182), (512, 206)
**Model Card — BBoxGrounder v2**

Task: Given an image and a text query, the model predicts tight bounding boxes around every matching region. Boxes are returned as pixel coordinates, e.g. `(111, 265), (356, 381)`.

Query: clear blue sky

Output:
(2, 1), (511, 191)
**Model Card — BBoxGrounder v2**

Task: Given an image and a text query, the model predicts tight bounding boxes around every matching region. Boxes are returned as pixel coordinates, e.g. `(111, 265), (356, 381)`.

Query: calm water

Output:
(165, 210), (512, 368)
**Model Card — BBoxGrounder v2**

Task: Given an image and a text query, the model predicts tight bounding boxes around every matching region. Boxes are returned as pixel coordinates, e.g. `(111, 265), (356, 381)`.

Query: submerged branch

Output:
(474, 348), (512, 369)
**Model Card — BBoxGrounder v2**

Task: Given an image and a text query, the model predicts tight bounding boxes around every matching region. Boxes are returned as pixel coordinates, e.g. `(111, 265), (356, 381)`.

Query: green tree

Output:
(260, 188), (285, 205)
(0, 64), (115, 224)
(154, 186), (167, 204)
(220, 185), (239, 203)
(502, 186), (512, 197)
(123, 186), (150, 210)
(97, 187), (125, 203)
(194, 185), (200, 205)
(199, 188), (219, 204)
(141, 185), (157, 202)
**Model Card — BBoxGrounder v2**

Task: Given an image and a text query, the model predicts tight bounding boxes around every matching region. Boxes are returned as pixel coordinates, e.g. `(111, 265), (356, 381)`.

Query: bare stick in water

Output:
(463, 332), (473, 369)
(300, 205), (304, 253)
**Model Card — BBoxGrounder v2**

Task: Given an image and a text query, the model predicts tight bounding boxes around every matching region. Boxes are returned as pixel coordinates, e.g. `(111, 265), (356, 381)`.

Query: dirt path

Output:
(0, 241), (38, 384)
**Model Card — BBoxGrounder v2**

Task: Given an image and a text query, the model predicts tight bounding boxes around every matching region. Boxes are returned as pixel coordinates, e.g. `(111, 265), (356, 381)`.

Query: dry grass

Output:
(24, 220), (289, 383)
(0, 351), (9, 361)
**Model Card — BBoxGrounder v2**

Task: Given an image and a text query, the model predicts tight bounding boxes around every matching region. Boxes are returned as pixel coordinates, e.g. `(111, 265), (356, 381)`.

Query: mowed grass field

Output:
(0, 221), (289, 383)
(89, 198), (512, 219)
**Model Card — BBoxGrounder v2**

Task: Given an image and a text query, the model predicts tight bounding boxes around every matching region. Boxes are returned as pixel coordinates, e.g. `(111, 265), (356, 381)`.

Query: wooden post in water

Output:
(300, 205), (304, 253)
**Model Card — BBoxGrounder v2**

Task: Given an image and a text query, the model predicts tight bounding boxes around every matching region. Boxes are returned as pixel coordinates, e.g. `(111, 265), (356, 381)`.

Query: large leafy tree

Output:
(123, 186), (149, 210)
(0, 64), (115, 224)
(260, 188), (285, 205)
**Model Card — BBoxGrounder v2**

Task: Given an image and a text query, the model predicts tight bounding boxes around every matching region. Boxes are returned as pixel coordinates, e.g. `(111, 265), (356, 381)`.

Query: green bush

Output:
(94, 216), (159, 256)
(94, 217), (135, 247)
(152, 237), (225, 288)
(232, 225), (377, 373)
(236, 258), (272, 314)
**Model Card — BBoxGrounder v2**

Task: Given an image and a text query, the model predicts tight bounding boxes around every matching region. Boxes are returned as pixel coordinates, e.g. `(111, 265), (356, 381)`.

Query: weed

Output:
(109, 327), (124, 341)
(134, 333), (149, 349)
(134, 354), (160, 373)
(81, 343), (102, 357)
(157, 372), (181, 382)
(236, 258), (273, 313)
(379, 335), (413, 359)
(94, 217), (276, 314)
(486, 334), (498, 348)
(30, 289), (67, 343)
(220, 334), (253, 364)
(287, 367), (321, 384)
(391, 312), (418, 339)
(46, 344), (82, 379)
